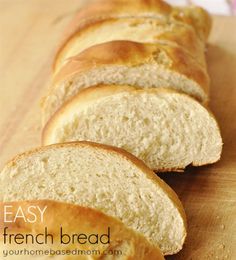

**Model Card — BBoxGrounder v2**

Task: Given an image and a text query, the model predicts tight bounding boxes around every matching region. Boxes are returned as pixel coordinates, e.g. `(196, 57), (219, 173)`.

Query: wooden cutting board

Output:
(0, 1), (235, 259)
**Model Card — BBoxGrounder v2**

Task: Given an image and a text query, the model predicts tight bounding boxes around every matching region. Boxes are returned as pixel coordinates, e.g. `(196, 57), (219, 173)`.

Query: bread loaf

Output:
(0, 141), (187, 255)
(42, 85), (222, 171)
(54, 17), (206, 72)
(55, 0), (212, 71)
(42, 40), (209, 124)
(0, 200), (164, 259)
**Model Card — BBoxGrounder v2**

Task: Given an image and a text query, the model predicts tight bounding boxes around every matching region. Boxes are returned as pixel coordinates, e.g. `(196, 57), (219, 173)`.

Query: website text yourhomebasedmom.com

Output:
(2, 248), (123, 258)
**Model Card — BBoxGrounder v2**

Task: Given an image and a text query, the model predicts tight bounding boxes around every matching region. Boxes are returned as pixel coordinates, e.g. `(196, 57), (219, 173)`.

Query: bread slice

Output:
(42, 85), (222, 171)
(0, 142), (187, 255)
(42, 41), (210, 124)
(54, 17), (206, 72)
(0, 200), (164, 259)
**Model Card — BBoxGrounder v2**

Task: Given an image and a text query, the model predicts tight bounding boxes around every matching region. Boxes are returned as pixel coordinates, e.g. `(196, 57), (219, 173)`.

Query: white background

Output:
(166, 0), (235, 15)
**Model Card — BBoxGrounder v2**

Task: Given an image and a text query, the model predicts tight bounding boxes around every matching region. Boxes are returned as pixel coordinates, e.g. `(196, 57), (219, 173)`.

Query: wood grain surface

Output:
(0, 1), (235, 259)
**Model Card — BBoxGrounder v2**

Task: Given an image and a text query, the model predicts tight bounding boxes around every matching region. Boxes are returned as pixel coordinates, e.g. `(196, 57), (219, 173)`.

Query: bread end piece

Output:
(0, 200), (164, 259)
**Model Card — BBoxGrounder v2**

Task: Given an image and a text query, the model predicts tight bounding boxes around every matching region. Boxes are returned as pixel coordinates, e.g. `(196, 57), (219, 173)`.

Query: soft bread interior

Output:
(0, 142), (186, 255)
(56, 17), (205, 71)
(43, 86), (222, 171)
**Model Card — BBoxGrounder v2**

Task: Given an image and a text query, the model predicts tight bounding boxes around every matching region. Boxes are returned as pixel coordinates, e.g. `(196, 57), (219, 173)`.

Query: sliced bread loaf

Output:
(42, 41), (209, 124)
(0, 142), (187, 255)
(42, 85), (222, 171)
(0, 200), (164, 259)
(54, 17), (206, 72)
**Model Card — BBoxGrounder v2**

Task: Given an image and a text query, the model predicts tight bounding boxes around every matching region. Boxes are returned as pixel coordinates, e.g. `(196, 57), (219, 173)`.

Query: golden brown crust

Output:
(72, 0), (172, 23)
(53, 0), (170, 67)
(0, 200), (164, 259)
(54, 16), (206, 71)
(53, 0), (211, 70)
(62, 0), (211, 42)
(170, 5), (212, 39)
